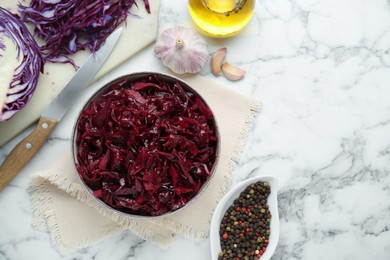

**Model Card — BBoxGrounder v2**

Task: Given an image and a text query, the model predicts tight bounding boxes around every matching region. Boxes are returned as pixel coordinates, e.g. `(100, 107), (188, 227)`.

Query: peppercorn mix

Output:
(219, 181), (271, 260)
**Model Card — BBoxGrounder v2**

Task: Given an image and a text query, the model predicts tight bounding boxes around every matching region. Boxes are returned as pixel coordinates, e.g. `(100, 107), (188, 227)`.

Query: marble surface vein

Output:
(1, 0), (390, 259)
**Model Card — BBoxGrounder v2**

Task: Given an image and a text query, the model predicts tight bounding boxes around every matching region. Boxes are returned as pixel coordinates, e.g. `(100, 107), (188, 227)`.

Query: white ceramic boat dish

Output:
(210, 175), (279, 260)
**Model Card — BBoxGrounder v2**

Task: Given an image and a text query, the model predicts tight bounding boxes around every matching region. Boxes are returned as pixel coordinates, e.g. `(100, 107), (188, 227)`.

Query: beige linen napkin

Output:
(30, 74), (261, 255)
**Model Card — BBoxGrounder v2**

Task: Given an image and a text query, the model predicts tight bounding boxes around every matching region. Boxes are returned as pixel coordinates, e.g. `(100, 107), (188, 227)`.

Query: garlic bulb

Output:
(154, 26), (209, 74)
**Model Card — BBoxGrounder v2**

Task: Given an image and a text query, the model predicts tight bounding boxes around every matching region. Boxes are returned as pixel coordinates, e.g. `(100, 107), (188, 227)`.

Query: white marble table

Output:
(1, 0), (390, 259)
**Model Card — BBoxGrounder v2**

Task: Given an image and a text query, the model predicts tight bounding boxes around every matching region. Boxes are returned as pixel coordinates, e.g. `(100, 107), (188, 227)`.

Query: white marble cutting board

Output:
(0, 0), (160, 146)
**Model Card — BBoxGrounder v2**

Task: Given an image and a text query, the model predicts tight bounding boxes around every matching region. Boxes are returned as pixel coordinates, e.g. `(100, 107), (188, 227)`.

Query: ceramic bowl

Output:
(72, 72), (220, 219)
(210, 175), (279, 259)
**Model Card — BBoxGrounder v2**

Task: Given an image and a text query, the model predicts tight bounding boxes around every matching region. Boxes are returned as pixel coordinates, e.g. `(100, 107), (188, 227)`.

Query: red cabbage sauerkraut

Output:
(74, 74), (219, 216)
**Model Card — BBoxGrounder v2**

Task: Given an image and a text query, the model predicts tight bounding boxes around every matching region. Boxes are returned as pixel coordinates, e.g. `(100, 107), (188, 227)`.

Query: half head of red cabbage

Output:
(0, 7), (43, 121)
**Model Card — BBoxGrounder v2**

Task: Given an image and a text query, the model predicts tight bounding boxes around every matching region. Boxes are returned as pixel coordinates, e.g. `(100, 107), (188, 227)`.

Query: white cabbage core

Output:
(0, 34), (22, 110)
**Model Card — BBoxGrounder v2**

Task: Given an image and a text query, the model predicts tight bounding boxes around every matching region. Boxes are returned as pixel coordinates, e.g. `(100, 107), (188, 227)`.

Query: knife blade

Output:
(0, 28), (123, 192)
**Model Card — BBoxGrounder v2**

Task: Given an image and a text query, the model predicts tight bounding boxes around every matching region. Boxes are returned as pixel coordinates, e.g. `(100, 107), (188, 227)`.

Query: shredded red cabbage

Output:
(0, 7), (43, 121)
(19, 0), (150, 67)
(75, 74), (219, 216)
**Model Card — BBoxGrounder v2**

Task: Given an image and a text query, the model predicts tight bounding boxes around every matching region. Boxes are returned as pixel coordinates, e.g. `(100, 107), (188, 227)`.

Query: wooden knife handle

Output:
(0, 117), (58, 192)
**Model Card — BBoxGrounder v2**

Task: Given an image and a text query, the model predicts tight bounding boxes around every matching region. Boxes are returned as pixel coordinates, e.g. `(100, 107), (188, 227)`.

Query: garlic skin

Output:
(154, 26), (209, 74)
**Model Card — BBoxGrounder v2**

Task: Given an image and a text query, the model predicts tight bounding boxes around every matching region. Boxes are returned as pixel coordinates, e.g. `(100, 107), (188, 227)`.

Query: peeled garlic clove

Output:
(222, 62), (246, 81)
(154, 26), (209, 74)
(210, 47), (227, 76)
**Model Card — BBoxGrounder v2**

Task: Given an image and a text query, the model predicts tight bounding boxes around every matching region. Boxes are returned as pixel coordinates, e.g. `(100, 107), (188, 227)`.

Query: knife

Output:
(0, 28), (123, 192)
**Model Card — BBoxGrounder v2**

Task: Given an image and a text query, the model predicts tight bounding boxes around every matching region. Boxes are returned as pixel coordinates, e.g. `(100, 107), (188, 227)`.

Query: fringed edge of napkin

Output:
(30, 173), (49, 231)
(29, 176), (122, 255)
(30, 173), (175, 253)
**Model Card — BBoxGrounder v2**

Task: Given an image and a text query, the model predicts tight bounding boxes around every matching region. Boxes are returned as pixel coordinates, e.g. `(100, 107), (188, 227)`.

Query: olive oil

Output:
(188, 0), (255, 37)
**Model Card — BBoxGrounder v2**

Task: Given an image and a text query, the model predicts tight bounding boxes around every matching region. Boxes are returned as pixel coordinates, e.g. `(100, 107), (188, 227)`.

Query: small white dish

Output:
(210, 176), (279, 260)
